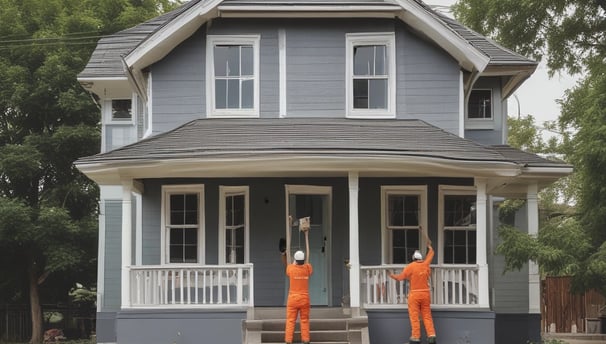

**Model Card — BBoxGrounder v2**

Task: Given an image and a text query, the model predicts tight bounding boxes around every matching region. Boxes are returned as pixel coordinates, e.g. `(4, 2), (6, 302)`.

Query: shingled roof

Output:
(75, 118), (567, 169)
(78, 0), (535, 80)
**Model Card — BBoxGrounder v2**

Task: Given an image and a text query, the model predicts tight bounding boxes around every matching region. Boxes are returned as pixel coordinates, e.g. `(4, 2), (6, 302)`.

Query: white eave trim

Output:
(123, 0), (490, 76)
(394, 0), (489, 73)
(124, 0), (223, 70)
(75, 154), (522, 184)
(520, 166), (574, 177)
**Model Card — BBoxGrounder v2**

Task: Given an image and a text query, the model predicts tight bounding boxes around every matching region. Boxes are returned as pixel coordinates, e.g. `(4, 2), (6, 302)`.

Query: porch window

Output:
(219, 186), (249, 264)
(441, 188), (476, 264)
(346, 33), (396, 118)
(162, 185), (204, 264)
(207, 35), (260, 117)
(381, 186), (427, 264)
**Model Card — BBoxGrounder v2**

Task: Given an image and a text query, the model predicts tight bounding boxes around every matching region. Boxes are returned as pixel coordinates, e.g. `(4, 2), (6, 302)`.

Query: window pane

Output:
(170, 228), (184, 245)
(170, 195), (184, 225)
(444, 195), (476, 226)
(392, 247), (408, 264)
(226, 45), (240, 76)
(369, 79), (387, 109)
(241, 46), (254, 76)
(184, 228), (197, 245)
(227, 79), (240, 108)
(169, 246), (182, 263)
(112, 99), (132, 120)
(388, 195), (419, 227)
(375, 45), (386, 75)
(215, 79), (227, 109)
(184, 246), (197, 263)
(468, 90), (492, 119)
(468, 231), (476, 263)
(185, 194), (198, 225)
(214, 46), (230, 76)
(353, 79), (368, 109)
(354, 46), (374, 76)
(241, 79), (254, 109)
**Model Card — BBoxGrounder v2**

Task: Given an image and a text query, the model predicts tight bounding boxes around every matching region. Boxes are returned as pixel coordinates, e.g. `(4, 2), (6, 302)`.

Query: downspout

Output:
(120, 56), (148, 103)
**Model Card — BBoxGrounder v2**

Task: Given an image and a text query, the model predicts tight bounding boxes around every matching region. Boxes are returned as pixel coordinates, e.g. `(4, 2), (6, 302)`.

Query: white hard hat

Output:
(413, 250), (423, 260)
(294, 250), (305, 261)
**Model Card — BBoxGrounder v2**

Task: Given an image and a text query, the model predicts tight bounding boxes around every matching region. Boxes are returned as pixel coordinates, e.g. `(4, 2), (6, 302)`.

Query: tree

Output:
(453, 0), (606, 297)
(0, 1), (183, 342)
(452, 0), (605, 76)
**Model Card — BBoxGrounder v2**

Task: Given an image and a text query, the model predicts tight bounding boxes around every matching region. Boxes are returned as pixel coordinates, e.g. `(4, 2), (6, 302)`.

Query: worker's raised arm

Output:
(420, 225), (431, 247)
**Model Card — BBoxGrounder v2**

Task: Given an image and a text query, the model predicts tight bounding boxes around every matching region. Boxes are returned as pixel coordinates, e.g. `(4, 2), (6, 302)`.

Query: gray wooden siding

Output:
(395, 22), (460, 134)
(103, 200), (123, 311)
(148, 18), (463, 134)
(490, 201), (529, 312)
(150, 29), (207, 134)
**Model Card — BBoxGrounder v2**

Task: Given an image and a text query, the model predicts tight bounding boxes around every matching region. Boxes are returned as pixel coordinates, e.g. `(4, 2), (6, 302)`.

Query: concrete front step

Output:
(244, 308), (369, 344)
(262, 329), (349, 343)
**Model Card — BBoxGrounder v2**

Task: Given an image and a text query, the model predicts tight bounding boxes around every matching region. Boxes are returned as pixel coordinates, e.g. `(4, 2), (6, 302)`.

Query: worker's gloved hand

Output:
(279, 238), (286, 254)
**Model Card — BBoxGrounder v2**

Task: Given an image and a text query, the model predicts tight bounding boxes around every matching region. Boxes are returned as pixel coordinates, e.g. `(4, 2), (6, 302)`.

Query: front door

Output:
(286, 185), (331, 306)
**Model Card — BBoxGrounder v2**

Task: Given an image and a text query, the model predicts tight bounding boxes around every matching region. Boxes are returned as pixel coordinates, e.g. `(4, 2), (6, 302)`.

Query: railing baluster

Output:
(195, 270), (199, 304)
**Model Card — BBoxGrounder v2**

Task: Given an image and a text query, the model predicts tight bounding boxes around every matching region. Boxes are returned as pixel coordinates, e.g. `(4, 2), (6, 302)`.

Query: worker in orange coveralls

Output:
(388, 226), (437, 344)
(280, 217), (312, 344)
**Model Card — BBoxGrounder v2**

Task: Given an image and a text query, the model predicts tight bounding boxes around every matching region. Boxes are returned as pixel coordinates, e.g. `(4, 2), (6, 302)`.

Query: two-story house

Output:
(75, 0), (572, 343)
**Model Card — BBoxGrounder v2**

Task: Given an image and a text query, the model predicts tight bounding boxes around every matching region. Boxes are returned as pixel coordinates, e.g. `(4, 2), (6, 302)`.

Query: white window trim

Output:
(346, 32), (396, 119)
(103, 96), (136, 125)
(160, 184), (205, 265)
(218, 186), (250, 264)
(465, 88), (494, 130)
(438, 185), (477, 264)
(380, 185), (427, 264)
(206, 35), (260, 118)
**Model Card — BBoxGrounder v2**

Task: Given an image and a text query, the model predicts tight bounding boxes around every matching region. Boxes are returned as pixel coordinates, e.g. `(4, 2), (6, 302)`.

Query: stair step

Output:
(253, 307), (348, 319)
(261, 318), (348, 331)
(262, 330), (349, 342)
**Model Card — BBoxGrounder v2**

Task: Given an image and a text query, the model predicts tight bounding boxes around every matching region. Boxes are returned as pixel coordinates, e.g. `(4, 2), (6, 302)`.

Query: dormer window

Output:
(468, 90), (492, 119)
(346, 33), (396, 118)
(111, 99), (132, 122)
(207, 35), (260, 118)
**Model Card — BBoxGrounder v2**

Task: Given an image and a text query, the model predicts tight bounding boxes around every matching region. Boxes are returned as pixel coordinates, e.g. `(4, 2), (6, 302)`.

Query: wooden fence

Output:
(541, 276), (605, 333)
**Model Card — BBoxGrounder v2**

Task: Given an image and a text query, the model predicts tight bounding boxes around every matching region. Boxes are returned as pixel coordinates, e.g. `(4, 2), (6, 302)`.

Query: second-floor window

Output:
(468, 89), (492, 120)
(346, 33), (396, 118)
(207, 35), (260, 117)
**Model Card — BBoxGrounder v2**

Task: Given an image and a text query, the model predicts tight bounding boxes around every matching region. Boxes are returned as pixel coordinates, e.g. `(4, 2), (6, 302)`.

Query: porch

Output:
(124, 264), (478, 309)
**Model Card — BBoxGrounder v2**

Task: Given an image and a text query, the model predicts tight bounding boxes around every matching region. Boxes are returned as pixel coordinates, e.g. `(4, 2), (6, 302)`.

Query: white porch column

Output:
(121, 181), (133, 309)
(348, 172), (361, 315)
(475, 178), (490, 308)
(527, 183), (540, 314)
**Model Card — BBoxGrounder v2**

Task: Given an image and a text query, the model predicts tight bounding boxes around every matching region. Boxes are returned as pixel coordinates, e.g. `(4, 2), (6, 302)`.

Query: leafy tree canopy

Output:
(453, 0), (606, 75)
(0, 0), (183, 342)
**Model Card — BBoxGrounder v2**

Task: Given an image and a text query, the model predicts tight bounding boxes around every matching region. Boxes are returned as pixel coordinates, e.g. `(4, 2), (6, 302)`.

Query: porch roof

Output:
(75, 119), (571, 189)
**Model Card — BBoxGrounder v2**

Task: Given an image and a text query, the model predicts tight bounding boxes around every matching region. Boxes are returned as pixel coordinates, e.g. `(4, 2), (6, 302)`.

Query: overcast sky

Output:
(427, 0), (580, 129)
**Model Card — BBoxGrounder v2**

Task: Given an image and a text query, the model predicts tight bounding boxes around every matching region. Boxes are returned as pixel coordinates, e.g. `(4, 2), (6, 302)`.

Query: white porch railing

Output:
(129, 264), (254, 308)
(360, 264), (478, 308)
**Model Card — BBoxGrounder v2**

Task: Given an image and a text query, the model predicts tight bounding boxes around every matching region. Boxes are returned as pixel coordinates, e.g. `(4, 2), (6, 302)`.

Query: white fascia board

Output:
(519, 166), (574, 178)
(75, 155), (521, 184)
(394, 0), (489, 73)
(124, 0), (223, 70)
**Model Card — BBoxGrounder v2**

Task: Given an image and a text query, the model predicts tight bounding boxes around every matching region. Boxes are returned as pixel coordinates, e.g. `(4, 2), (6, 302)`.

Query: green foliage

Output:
(0, 0), (183, 342)
(452, 0), (606, 75)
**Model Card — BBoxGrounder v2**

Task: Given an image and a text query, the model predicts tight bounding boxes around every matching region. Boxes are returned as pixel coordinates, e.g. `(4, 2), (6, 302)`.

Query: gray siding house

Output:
(75, 0), (571, 343)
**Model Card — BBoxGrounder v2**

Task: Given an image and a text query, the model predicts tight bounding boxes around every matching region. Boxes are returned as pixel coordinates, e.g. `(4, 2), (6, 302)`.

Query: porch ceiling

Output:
(75, 118), (572, 190)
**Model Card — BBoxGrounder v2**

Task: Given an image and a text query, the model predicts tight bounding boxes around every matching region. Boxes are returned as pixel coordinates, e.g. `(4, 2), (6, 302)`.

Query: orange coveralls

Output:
(285, 263), (313, 343)
(392, 246), (436, 341)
